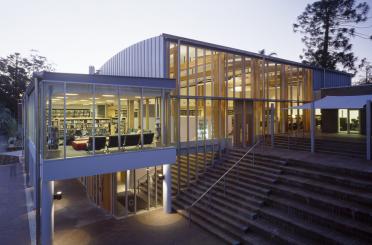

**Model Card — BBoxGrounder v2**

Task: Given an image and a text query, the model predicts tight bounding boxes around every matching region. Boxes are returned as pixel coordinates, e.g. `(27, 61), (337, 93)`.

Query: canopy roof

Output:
(291, 95), (372, 109)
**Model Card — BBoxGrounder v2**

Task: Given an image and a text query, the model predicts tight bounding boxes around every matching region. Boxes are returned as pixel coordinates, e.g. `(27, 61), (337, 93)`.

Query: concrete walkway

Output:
(0, 159), (31, 245)
(54, 179), (223, 245)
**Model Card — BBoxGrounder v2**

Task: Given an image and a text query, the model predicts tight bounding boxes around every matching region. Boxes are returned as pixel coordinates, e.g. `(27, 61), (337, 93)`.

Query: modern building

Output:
(24, 34), (354, 244)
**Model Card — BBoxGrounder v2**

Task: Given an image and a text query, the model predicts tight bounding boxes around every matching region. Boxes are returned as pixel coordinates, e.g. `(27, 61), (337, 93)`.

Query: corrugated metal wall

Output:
(313, 69), (351, 90)
(100, 35), (165, 78)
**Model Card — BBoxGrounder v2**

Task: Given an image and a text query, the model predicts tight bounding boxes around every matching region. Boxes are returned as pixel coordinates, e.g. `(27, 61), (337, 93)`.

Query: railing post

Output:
(367, 100), (371, 160)
(310, 100), (315, 153)
(270, 103), (275, 147)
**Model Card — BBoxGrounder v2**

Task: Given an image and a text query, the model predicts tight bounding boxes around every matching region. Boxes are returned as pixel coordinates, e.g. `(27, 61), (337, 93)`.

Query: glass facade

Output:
(42, 82), (167, 160)
(167, 41), (313, 193)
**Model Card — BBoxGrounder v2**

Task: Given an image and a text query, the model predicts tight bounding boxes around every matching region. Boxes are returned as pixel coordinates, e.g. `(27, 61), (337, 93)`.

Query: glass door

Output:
(349, 110), (360, 134)
(338, 109), (348, 133)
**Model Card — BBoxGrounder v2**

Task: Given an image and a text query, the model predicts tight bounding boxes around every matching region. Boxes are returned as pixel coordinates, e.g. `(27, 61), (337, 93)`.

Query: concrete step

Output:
(194, 176), (266, 207)
(189, 180), (264, 211)
(205, 169), (270, 194)
(267, 194), (372, 242)
(279, 173), (372, 206)
(173, 202), (241, 245)
(271, 182), (372, 224)
(279, 163), (372, 191)
(260, 206), (368, 244)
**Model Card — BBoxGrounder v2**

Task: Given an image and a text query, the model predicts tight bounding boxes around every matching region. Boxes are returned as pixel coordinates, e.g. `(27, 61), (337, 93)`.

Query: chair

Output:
(122, 134), (140, 149)
(107, 135), (125, 151)
(142, 133), (154, 145)
(87, 136), (106, 151)
(107, 135), (119, 148)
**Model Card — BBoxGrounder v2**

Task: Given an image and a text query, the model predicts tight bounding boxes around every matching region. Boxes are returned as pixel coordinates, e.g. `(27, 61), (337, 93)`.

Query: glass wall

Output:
(42, 81), (167, 160)
(167, 41), (313, 193)
(114, 165), (162, 218)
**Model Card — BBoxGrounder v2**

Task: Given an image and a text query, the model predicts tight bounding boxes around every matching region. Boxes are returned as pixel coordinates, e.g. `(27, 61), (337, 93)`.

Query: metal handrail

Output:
(186, 139), (261, 221)
(137, 168), (156, 193)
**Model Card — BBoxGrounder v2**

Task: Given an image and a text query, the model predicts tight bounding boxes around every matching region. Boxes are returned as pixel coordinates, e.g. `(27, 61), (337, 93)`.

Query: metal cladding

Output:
(313, 69), (352, 90)
(100, 34), (352, 91)
(100, 36), (165, 78)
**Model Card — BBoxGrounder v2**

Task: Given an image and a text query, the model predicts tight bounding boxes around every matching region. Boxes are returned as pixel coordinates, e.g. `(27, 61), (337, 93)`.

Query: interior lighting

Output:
(102, 94), (114, 97)
(66, 93), (78, 96)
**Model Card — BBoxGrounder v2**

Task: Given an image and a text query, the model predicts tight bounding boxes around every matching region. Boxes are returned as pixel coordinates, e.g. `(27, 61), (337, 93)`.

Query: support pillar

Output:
(310, 101), (315, 153)
(162, 164), (172, 213)
(366, 100), (371, 160)
(41, 180), (54, 245)
(270, 103), (275, 147)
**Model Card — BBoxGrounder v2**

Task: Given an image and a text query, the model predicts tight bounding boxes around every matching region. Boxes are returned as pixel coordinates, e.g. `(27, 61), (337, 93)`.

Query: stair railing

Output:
(186, 139), (262, 225)
(137, 168), (156, 193)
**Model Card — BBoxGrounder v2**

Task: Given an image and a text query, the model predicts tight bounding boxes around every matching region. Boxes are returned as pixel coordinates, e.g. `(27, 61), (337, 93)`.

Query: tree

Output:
(258, 49), (277, 57)
(0, 50), (54, 116)
(0, 103), (17, 137)
(293, 0), (371, 73)
(356, 58), (372, 84)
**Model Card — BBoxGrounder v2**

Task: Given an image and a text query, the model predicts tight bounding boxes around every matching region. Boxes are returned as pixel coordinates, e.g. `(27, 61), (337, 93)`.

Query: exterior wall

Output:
(100, 36), (165, 78)
(313, 69), (352, 90)
(321, 84), (372, 97)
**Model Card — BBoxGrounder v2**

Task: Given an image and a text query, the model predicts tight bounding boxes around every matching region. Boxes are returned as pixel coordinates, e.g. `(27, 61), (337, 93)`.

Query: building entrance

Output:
(338, 109), (360, 134)
(233, 100), (254, 147)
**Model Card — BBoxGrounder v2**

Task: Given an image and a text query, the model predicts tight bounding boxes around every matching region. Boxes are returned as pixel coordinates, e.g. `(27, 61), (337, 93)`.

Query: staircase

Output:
(137, 152), (217, 206)
(173, 147), (372, 244)
(272, 135), (366, 159)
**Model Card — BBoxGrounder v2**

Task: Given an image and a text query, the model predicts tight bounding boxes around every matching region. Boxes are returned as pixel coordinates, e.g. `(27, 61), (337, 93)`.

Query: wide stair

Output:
(271, 135), (366, 159)
(173, 147), (372, 244)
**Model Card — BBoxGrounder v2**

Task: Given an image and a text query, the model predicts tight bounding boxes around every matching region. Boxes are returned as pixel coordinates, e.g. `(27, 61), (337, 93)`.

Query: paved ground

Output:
(0, 158), (31, 245)
(54, 179), (223, 245)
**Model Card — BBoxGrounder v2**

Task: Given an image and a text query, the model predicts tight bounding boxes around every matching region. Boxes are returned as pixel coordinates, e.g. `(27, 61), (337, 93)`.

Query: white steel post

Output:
(162, 164), (172, 213)
(310, 100), (315, 153)
(41, 180), (54, 245)
(366, 100), (371, 160)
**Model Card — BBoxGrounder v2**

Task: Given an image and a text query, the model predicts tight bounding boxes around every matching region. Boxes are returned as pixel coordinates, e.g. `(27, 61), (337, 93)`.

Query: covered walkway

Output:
(54, 179), (223, 245)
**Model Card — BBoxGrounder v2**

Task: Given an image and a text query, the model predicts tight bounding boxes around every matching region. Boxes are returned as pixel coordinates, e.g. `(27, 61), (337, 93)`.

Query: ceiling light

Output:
(80, 99), (88, 102)
(102, 94), (114, 97)
(120, 98), (127, 101)
(56, 96), (64, 99)
(66, 93), (78, 96)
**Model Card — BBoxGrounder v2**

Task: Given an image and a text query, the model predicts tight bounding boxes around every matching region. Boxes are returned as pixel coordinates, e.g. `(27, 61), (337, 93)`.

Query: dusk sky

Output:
(1, 0), (371, 80)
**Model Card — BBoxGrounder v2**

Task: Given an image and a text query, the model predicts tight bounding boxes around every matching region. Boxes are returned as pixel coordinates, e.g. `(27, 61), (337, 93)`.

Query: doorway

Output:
(233, 100), (254, 147)
(338, 109), (360, 134)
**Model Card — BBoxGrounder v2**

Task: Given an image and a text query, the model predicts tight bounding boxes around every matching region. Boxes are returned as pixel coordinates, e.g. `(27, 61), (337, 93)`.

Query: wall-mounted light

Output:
(53, 191), (63, 200)
(158, 173), (165, 180)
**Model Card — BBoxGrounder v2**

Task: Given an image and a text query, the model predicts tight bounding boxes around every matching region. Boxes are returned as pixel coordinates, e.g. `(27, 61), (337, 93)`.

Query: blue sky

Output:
(0, 0), (371, 80)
